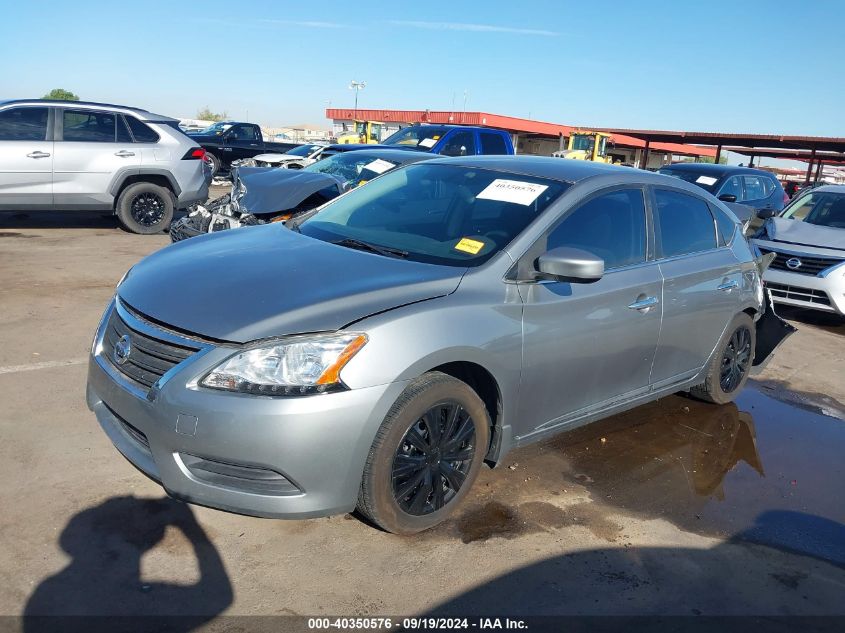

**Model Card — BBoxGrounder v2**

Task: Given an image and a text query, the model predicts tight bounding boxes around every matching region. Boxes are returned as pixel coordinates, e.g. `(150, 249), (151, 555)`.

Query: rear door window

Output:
(480, 132), (509, 155)
(62, 109), (116, 142)
(743, 175), (767, 201)
(653, 189), (718, 258)
(0, 107), (49, 141)
(547, 189), (647, 270)
(440, 131), (477, 156)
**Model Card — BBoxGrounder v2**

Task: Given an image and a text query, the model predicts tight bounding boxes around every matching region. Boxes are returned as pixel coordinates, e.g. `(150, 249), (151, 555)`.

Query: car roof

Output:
(0, 99), (177, 122)
(331, 148), (437, 164)
(660, 162), (774, 178)
(424, 155), (650, 183)
(803, 184), (845, 194)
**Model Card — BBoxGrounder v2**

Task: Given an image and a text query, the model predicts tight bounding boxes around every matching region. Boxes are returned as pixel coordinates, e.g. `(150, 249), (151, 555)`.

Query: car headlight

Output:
(201, 332), (367, 396)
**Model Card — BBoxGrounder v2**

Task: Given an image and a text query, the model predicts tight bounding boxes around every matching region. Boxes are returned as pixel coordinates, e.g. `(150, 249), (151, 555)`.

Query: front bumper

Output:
(86, 300), (407, 519)
(763, 268), (845, 315)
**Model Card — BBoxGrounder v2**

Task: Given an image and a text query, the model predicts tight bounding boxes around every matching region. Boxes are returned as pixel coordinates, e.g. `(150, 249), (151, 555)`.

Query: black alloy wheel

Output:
(130, 191), (167, 227)
(392, 401), (476, 516)
(720, 326), (752, 393)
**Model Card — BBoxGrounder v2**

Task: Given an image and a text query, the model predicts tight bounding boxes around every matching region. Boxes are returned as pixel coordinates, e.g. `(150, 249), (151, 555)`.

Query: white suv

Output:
(0, 99), (210, 234)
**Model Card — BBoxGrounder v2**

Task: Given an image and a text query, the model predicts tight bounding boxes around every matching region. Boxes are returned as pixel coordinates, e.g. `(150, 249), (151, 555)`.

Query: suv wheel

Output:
(116, 182), (175, 234)
(690, 313), (755, 404)
(357, 372), (490, 534)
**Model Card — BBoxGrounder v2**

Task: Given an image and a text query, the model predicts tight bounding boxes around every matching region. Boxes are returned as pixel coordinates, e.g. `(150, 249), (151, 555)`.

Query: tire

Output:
(690, 313), (756, 404)
(205, 152), (221, 176)
(115, 182), (175, 234)
(357, 372), (490, 535)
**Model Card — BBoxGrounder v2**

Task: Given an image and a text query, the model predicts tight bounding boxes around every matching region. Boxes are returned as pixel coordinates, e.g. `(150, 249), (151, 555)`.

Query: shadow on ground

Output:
(24, 496), (232, 631)
(428, 511), (845, 618)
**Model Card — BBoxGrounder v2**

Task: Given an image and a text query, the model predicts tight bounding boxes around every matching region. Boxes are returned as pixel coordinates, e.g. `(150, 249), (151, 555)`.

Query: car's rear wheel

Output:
(357, 372), (490, 534)
(115, 182), (174, 234)
(205, 152), (221, 176)
(690, 313), (755, 404)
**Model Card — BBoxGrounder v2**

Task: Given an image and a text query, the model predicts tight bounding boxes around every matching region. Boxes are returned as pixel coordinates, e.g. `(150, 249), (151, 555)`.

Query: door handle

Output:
(114, 150), (135, 157)
(718, 280), (739, 291)
(26, 151), (50, 158)
(628, 296), (659, 311)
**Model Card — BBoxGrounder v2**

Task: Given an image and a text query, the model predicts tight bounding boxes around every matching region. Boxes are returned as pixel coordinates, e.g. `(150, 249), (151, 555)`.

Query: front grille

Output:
(104, 309), (200, 388)
(759, 248), (844, 276)
(766, 282), (831, 306)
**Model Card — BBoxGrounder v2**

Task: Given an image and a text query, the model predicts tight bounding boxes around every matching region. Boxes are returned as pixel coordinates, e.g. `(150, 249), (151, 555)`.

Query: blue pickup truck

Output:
(339, 124), (515, 156)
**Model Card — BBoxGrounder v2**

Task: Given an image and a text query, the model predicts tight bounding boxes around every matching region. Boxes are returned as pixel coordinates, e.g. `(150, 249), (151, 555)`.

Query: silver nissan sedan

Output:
(87, 156), (786, 534)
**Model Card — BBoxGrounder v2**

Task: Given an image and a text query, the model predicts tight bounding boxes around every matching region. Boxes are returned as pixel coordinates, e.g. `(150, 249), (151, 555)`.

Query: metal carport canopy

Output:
(598, 129), (845, 153)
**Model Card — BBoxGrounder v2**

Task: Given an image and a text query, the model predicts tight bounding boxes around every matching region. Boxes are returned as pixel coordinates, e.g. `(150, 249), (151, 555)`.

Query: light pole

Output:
(349, 80), (366, 119)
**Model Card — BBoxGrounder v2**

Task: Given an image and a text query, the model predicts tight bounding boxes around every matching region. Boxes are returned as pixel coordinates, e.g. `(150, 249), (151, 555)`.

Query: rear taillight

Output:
(182, 147), (206, 160)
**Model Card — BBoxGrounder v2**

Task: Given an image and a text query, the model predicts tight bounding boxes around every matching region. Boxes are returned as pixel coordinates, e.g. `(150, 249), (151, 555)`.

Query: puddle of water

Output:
(542, 385), (845, 563)
(436, 384), (844, 565)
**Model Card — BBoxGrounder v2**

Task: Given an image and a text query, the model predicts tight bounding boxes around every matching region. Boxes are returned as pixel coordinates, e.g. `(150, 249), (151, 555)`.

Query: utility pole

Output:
(349, 81), (366, 119)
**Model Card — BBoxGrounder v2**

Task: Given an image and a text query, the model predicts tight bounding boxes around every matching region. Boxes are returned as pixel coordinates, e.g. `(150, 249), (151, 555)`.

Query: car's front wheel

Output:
(690, 312), (756, 404)
(357, 372), (490, 534)
(115, 182), (175, 234)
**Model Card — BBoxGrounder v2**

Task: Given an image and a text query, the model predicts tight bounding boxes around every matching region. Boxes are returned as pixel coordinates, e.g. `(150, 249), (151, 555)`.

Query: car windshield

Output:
(196, 121), (232, 135)
(286, 144), (323, 157)
(382, 126), (450, 150)
(302, 152), (401, 187)
(782, 191), (845, 228)
(658, 167), (721, 193)
(298, 164), (568, 267)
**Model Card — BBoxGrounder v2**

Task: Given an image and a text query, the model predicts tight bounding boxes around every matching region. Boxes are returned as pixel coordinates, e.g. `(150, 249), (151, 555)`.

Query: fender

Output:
(108, 167), (181, 199)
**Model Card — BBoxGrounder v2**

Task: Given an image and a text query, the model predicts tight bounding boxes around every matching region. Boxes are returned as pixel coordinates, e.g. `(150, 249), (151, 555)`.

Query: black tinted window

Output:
(0, 107), (48, 141)
(441, 131), (476, 156)
(62, 109), (116, 142)
(710, 203), (737, 246)
(547, 189), (647, 270)
(480, 132), (508, 155)
(229, 124), (259, 141)
(654, 189), (717, 258)
(125, 116), (160, 143)
(719, 176), (743, 201)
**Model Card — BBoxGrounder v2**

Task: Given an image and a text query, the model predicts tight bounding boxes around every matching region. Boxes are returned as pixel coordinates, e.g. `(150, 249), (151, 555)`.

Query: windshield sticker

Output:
(418, 138), (437, 148)
(477, 179), (549, 206)
(696, 175), (718, 186)
(363, 158), (395, 174)
(454, 237), (485, 255)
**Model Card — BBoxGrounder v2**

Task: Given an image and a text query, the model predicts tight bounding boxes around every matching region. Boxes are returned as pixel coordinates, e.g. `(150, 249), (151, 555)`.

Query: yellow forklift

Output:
(552, 131), (615, 163)
(336, 120), (385, 144)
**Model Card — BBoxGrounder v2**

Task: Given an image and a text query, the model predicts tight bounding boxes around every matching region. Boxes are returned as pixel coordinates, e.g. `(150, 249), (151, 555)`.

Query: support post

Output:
(806, 148), (816, 183)
(714, 144), (722, 165)
(641, 140), (650, 169)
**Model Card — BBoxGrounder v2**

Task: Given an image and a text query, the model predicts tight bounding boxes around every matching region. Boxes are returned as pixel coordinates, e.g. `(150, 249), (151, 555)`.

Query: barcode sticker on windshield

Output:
(363, 159), (395, 174)
(696, 175), (718, 186)
(477, 179), (549, 206)
(418, 138), (437, 148)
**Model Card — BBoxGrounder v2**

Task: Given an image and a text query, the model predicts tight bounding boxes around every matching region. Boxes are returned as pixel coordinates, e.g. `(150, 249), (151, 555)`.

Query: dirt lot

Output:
(1, 211), (844, 622)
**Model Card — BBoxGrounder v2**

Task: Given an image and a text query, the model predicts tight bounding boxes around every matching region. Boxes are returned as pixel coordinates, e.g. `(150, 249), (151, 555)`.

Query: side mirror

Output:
(756, 208), (777, 220)
(536, 247), (604, 283)
(718, 194), (738, 203)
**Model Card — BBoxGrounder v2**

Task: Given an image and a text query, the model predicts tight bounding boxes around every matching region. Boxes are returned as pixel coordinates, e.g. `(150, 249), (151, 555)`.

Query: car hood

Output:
(233, 166), (341, 215)
(118, 224), (465, 343)
(763, 217), (845, 251)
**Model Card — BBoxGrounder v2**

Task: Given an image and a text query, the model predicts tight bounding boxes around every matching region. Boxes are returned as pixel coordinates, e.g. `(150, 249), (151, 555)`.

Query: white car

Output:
(251, 143), (327, 169)
(752, 184), (845, 316)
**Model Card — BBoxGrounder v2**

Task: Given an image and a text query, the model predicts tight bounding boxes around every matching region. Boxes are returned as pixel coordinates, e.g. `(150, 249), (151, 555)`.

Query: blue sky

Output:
(1, 0), (842, 141)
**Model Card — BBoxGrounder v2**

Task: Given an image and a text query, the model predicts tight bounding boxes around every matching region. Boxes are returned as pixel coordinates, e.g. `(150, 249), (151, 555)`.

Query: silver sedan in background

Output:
(752, 184), (845, 315)
(87, 157), (786, 534)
